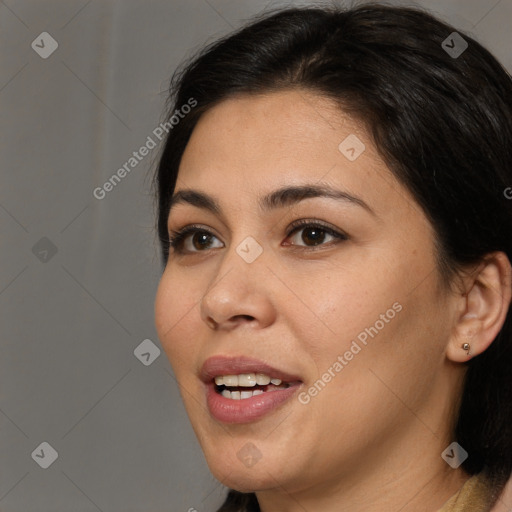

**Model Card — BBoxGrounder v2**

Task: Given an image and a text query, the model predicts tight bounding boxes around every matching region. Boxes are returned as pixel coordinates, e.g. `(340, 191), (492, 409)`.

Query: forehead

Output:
(174, 89), (417, 224)
(179, 90), (373, 184)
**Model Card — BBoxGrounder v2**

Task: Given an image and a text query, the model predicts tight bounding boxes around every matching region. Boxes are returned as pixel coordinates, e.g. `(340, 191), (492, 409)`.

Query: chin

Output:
(210, 465), (276, 493)
(203, 446), (289, 493)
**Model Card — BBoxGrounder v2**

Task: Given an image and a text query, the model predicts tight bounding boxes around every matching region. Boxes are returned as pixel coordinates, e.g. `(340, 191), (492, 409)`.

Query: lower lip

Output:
(205, 382), (301, 424)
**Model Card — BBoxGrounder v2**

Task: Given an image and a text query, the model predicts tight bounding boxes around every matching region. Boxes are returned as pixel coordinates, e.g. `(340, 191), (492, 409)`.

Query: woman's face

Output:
(154, 90), (463, 495)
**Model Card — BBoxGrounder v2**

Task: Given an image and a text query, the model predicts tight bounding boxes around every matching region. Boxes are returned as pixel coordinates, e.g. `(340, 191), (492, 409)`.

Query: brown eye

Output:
(299, 226), (329, 246)
(285, 221), (348, 248)
(168, 226), (223, 254)
(191, 232), (215, 250)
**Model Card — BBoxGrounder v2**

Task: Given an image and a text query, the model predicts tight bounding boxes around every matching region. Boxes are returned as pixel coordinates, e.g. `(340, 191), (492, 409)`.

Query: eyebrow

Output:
(167, 184), (376, 218)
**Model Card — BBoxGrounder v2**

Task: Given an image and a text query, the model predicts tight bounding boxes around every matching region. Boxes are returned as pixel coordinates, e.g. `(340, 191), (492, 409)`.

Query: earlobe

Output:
(447, 316), (483, 363)
(446, 252), (512, 363)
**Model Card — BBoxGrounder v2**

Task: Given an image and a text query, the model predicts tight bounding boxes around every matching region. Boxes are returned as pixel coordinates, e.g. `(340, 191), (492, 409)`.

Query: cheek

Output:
(293, 264), (392, 349)
(154, 272), (202, 372)
(296, 257), (439, 394)
(321, 283), (447, 422)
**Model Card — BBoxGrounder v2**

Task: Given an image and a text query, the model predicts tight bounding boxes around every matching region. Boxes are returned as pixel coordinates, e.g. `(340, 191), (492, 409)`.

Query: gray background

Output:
(1, 0), (511, 510)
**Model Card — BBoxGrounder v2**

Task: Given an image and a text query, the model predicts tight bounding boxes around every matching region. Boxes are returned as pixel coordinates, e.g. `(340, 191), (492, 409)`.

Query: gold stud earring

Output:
(462, 342), (471, 354)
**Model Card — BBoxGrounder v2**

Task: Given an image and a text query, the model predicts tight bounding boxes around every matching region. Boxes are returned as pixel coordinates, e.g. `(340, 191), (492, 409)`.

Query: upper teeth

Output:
(214, 373), (282, 387)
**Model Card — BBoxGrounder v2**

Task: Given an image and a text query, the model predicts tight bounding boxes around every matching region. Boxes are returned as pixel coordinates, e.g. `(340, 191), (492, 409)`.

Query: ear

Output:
(447, 251), (512, 363)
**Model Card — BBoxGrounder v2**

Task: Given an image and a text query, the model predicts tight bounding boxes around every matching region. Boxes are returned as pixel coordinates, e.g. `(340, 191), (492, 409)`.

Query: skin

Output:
(492, 476), (512, 511)
(154, 89), (511, 512)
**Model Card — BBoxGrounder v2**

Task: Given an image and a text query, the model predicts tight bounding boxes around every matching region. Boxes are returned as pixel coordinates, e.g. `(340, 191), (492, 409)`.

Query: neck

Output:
(255, 461), (470, 512)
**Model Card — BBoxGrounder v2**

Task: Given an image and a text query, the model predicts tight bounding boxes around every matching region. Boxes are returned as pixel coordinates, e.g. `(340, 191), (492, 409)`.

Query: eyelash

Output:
(167, 219), (348, 255)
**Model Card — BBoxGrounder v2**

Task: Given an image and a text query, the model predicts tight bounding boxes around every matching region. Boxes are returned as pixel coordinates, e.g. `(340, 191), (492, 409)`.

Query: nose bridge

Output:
(200, 232), (272, 328)
(215, 225), (267, 278)
(206, 232), (266, 301)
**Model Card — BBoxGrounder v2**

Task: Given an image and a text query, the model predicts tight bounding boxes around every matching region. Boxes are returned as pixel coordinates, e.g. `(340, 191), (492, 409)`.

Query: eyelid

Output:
(168, 223), (224, 251)
(286, 218), (347, 238)
(168, 219), (348, 254)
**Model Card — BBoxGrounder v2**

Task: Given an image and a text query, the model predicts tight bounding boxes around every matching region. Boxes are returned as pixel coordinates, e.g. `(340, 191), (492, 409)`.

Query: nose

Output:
(200, 244), (276, 331)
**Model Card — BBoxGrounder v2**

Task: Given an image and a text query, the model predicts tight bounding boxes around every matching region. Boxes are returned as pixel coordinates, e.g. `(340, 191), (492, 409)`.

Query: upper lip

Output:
(199, 355), (303, 384)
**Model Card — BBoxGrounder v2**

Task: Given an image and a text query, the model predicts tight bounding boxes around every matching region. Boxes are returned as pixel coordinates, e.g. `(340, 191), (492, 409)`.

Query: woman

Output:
(153, 3), (512, 511)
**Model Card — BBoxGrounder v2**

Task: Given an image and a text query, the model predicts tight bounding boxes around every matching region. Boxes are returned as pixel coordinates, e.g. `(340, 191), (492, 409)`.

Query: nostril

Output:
(236, 315), (254, 321)
(205, 317), (217, 329)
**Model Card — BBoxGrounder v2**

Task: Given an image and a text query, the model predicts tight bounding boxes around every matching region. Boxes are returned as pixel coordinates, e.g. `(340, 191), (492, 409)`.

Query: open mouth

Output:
(201, 356), (303, 422)
(213, 374), (297, 400)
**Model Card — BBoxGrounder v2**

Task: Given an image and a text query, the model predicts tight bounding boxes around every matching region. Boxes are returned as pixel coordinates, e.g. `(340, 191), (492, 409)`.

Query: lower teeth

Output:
(221, 389), (263, 400)
(219, 384), (288, 400)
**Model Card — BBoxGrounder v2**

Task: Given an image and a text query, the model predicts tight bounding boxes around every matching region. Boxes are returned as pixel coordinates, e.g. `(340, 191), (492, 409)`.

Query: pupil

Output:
(193, 232), (211, 250)
(303, 227), (324, 246)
